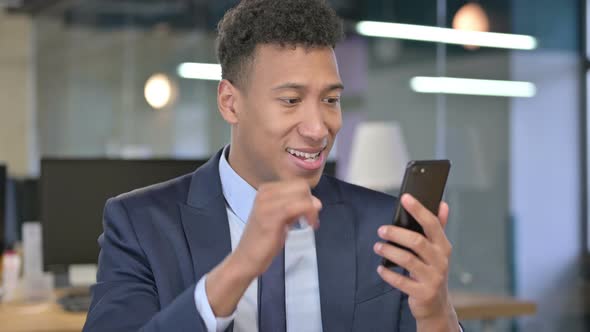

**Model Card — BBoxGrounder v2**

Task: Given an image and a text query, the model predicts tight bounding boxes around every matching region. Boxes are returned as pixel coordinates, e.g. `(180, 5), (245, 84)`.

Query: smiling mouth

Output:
(285, 147), (325, 162)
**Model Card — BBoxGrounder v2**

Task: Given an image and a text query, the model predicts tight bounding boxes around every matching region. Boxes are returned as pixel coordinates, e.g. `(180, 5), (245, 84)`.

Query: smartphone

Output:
(382, 159), (451, 268)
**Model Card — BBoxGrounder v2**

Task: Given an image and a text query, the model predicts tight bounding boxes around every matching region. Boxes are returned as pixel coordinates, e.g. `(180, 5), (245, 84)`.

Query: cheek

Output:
(261, 111), (299, 138)
(243, 108), (293, 157)
(326, 110), (342, 133)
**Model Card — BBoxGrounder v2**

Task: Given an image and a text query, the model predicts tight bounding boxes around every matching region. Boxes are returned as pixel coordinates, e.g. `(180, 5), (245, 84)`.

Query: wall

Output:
(511, 50), (585, 332)
(0, 11), (36, 176)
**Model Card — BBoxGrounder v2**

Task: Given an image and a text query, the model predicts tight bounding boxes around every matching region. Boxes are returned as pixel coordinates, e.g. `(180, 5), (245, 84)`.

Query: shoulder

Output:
(108, 172), (194, 212)
(99, 172), (195, 244)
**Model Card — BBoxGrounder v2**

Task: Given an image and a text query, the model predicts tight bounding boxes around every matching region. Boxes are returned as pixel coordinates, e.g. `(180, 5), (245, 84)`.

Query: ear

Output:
(217, 79), (240, 125)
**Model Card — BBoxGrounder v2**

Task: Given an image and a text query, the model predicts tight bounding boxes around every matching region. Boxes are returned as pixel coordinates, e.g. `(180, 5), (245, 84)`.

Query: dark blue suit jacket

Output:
(83, 150), (416, 331)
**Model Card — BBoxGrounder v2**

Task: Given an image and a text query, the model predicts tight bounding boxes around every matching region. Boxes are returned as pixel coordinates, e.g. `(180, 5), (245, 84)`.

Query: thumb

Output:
(312, 196), (322, 210)
(438, 201), (450, 229)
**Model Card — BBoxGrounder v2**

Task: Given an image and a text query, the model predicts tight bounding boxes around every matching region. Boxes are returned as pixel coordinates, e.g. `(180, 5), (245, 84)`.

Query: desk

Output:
(452, 291), (537, 320)
(451, 291), (537, 332)
(0, 300), (86, 332)
(0, 291), (535, 332)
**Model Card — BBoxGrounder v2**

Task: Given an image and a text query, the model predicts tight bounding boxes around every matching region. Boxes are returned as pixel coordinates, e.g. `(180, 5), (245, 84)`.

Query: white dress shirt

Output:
(194, 146), (323, 332)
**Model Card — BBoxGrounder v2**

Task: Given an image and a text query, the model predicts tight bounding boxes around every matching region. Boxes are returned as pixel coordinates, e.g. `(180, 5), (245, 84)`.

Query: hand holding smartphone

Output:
(381, 160), (451, 268)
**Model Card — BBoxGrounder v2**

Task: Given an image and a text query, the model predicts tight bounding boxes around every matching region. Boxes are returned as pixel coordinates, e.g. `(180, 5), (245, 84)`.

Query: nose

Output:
(298, 103), (329, 143)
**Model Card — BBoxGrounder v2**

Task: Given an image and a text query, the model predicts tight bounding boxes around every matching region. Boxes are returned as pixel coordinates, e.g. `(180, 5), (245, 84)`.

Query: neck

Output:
(227, 143), (263, 190)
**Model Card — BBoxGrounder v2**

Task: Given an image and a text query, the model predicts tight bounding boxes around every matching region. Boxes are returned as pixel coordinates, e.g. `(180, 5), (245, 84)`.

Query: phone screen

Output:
(382, 160), (451, 268)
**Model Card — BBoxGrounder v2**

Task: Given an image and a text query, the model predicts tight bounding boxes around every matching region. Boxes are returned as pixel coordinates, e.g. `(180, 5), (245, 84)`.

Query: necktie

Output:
(258, 250), (286, 332)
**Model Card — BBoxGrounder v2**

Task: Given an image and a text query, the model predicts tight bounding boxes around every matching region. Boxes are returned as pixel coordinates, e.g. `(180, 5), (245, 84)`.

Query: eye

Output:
(279, 97), (301, 106)
(323, 96), (341, 105)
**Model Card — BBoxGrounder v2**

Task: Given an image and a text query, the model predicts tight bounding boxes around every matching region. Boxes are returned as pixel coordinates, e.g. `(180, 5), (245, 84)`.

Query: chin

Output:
(278, 168), (323, 188)
(302, 170), (324, 188)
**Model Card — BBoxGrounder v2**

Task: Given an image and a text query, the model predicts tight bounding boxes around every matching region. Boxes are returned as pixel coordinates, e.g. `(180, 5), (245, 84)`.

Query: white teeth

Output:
(287, 148), (321, 160)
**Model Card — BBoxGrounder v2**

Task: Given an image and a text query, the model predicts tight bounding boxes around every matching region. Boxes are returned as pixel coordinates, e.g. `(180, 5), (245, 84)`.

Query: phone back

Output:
(383, 160), (451, 267)
(396, 160), (451, 232)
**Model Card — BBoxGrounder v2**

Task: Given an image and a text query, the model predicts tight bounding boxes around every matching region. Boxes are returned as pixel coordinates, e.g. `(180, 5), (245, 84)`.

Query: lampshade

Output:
(144, 73), (177, 110)
(452, 2), (490, 33)
(452, 2), (490, 50)
(346, 122), (410, 191)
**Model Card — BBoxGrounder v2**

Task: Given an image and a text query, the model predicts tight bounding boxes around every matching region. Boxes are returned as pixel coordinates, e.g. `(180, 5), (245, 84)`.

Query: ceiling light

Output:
(144, 73), (177, 109)
(177, 63), (222, 81)
(410, 76), (536, 98)
(356, 21), (537, 50)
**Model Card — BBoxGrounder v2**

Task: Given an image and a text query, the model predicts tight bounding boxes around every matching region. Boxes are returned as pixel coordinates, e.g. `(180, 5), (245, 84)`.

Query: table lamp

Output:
(346, 121), (410, 192)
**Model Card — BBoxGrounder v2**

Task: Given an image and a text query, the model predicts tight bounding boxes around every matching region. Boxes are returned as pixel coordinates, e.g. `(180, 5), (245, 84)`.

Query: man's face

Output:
(227, 44), (343, 188)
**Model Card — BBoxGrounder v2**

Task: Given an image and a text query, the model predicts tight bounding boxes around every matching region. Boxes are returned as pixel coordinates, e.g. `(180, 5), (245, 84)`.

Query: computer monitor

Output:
(323, 160), (337, 178)
(0, 164), (6, 251)
(40, 158), (337, 272)
(14, 177), (40, 240)
(41, 158), (206, 272)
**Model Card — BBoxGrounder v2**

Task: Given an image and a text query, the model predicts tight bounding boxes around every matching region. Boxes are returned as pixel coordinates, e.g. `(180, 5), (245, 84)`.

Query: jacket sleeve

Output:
(397, 287), (417, 331)
(397, 268), (417, 332)
(82, 197), (209, 332)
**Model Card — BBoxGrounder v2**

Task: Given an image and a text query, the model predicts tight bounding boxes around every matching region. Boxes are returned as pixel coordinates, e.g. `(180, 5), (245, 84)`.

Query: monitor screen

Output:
(40, 158), (337, 270)
(41, 159), (206, 270)
(14, 178), (40, 239)
(323, 160), (337, 178)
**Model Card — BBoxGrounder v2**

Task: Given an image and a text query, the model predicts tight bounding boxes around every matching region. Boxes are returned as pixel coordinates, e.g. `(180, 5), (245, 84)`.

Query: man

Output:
(83, 0), (461, 331)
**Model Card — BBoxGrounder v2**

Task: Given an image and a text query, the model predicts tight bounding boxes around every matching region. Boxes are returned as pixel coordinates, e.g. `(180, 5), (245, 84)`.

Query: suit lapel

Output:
(180, 199), (232, 281)
(313, 177), (356, 332)
(179, 155), (358, 331)
(179, 150), (232, 281)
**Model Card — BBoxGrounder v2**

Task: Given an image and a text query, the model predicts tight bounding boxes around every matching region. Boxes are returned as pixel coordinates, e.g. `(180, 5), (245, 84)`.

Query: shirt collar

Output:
(218, 145), (257, 223)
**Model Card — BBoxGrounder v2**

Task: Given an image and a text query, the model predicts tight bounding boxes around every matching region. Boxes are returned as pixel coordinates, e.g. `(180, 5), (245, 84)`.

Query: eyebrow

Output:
(271, 82), (345, 93)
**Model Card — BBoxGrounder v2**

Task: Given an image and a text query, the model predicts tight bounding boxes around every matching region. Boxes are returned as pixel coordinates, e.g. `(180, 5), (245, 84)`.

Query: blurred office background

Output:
(0, 0), (587, 331)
